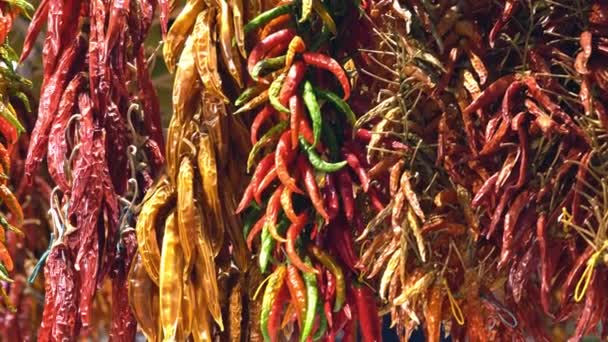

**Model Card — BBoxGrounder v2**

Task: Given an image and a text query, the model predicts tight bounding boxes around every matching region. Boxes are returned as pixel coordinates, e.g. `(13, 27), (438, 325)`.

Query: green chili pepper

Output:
(259, 223), (275, 274)
(260, 265), (287, 341)
(315, 87), (356, 126)
(259, 218), (289, 273)
(0, 102), (24, 134)
(313, 303), (328, 340)
(269, 73), (290, 113)
(0, 263), (12, 283)
(247, 121), (289, 172)
(244, 4), (294, 35)
(302, 81), (322, 146)
(252, 55), (286, 80)
(300, 257), (318, 342)
(300, 0), (312, 23)
(235, 85), (265, 107)
(0, 214), (21, 237)
(299, 136), (347, 173)
(321, 122), (339, 161)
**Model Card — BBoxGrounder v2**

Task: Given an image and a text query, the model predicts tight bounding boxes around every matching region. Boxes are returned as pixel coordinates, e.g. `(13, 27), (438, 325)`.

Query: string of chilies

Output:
(20, 0), (168, 339)
(352, 1), (608, 341)
(236, 2), (384, 341)
(131, 0), (258, 340)
(0, 0), (36, 316)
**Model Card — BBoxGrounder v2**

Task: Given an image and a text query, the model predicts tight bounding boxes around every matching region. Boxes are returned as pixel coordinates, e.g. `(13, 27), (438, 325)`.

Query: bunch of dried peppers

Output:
(19, 0), (169, 339)
(0, 0), (605, 341)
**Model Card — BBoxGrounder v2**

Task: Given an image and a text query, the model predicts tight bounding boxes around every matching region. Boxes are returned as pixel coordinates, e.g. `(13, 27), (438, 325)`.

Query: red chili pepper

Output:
(286, 211), (318, 274)
(462, 74), (517, 118)
(324, 173), (340, 219)
(267, 282), (289, 342)
(487, 186), (516, 238)
(276, 130), (305, 194)
(251, 105), (277, 145)
(236, 184), (255, 214)
(434, 47), (459, 95)
(20, 0), (49, 63)
(0, 116), (17, 148)
(302, 52), (351, 100)
(279, 61), (306, 107)
(501, 80), (525, 121)
(367, 186), (385, 212)
(255, 166), (278, 204)
(289, 95), (303, 149)
(25, 36), (85, 183)
(489, 0), (519, 47)
(328, 219), (358, 271)
(286, 264), (307, 326)
(281, 186), (304, 224)
(499, 190), (533, 268)
(343, 150), (369, 192)
(267, 185), (288, 242)
(337, 170), (355, 222)
(298, 116), (326, 152)
(353, 284), (381, 342)
(297, 156), (330, 221)
(247, 215), (267, 250)
(248, 28), (296, 78)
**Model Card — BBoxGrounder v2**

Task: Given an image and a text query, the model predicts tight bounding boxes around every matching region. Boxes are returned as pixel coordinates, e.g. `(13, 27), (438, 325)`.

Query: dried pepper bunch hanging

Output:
(0, 0), (37, 318)
(20, 0), (168, 339)
(355, 0), (608, 340)
(235, 1), (389, 340)
(130, 0), (259, 340)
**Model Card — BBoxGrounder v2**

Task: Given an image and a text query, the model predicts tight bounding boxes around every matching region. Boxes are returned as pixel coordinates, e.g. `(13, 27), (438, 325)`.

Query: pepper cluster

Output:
(236, 2), (386, 341)
(0, 0), (35, 315)
(131, 0), (257, 340)
(20, 0), (168, 339)
(352, 0), (608, 340)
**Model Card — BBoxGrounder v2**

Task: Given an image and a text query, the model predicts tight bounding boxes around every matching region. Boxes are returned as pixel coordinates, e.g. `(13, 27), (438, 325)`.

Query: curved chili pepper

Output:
(248, 121), (289, 172)
(315, 87), (357, 126)
(267, 185), (288, 242)
(311, 0), (337, 35)
(236, 85), (266, 107)
(286, 212), (317, 274)
(299, 116), (325, 151)
(259, 221), (276, 273)
(268, 285), (289, 342)
(279, 61), (307, 110)
(313, 304), (328, 340)
(247, 215), (267, 250)
(462, 74), (517, 117)
(290, 95), (303, 149)
(286, 264), (307, 326)
(260, 265), (287, 341)
(309, 245), (345, 312)
(281, 186), (303, 223)
(252, 55), (286, 80)
(489, 0), (519, 47)
(337, 170), (355, 222)
(255, 166), (278, 204)
(285, 36), (306, 71)
(302, 52), (350, 99)
(244, 3), (293, 35)
(234, 89), (269, 115)
(269, 73), (290, 113)
(301, 258), (319, 342)
(248, 28), (296, 78)
(251, 105), (277, 145)
(354, 283), (381, 342)
(297, 155), (330, 221)
(299, 136), (347, 173)
(343, 150), (369, 192)
(276, 130), (305, 194)
(324, 173), (340, 219)
(303, 80), (322, 146)
(260, 14), (293, 39)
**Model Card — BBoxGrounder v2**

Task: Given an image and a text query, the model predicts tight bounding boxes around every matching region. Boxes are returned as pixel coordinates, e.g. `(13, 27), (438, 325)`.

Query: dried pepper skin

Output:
(24, 35), (85, 183)
(160, 212), (183, 341)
